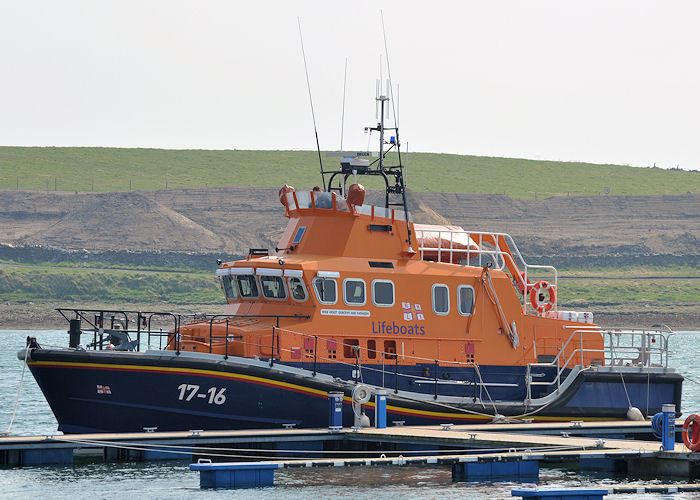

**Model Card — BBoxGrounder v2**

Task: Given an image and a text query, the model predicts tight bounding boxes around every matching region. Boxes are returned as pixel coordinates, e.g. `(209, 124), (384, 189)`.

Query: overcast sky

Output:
(1, 1), (698, 170)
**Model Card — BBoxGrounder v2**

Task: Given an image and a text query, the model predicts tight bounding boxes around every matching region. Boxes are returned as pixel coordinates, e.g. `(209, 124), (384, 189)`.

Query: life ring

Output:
(529, 281), (556, 313)
(682, 413), (700, 452)
(515, 271), (531, 295)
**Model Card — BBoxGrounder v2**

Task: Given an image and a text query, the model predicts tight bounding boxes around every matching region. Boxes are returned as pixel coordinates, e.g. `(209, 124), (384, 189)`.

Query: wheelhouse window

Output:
(292, 226), (307, 244)
(260, 275), (287, 300)
(312, 277), (337, 305)
(432, 284), (449, 315)
(221, 275), (238, 301)
(372, 280), (395, 307)
(458, 285), (474, 316)
(343, 279), (366, 306)
(288, 277), (308, 302)
(237, 275), (260, 299)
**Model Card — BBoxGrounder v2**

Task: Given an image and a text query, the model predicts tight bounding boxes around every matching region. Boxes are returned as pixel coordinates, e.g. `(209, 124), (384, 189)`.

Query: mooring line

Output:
(2, 347), (29, 437)
(54, 435), (584, 459)
(682, 374), (700, 386)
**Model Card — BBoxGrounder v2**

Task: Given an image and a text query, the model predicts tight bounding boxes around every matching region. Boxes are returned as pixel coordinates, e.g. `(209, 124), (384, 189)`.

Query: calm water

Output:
(2, 329), (700, 499)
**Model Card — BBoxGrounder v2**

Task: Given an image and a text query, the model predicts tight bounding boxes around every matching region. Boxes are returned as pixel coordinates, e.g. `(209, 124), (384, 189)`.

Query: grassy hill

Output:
(0, 147), (697, 199)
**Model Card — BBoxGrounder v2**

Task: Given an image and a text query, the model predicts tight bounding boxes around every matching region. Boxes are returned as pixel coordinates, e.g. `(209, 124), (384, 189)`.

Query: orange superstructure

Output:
(175, 187), (602, 372)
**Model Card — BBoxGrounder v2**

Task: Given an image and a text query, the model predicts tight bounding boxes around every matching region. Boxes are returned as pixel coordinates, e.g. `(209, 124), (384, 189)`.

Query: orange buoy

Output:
(529, 281), (556, 313)
(682, 414), (700, 451)
(278, 184), (295, 206)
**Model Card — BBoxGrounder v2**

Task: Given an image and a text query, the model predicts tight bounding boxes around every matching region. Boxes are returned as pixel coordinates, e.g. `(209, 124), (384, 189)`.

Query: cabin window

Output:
(288, 277), (308, 302)
(292, 226), (307, 244)
(343, 279), (366, 306)
(313, 191), (333, 209)
(372, 280), (395, 307)
(384, 340), (397, 360)
(367, 339), (377, 359)
(221, 275), (238, 301)
(260, 275), (287, 300)
(458, 285), (474, 316)
(312, 277), (337, 305)
(432, 284), (449, 315)
(237, 275), (260, 299)
(343, 339), (359, 358)
(327, 338), (337, 359)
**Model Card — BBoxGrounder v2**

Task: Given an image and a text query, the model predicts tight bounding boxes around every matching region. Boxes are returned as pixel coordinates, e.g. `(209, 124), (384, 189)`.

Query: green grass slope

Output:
(0, 266), (221, 304)
(0, 147), (697, 199)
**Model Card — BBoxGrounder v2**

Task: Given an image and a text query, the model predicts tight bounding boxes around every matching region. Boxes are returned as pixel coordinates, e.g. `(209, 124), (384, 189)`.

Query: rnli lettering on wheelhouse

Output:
(371, 321), (426, 335)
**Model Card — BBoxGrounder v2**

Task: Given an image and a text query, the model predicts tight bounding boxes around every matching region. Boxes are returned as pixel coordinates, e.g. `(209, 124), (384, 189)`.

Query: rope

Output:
(194, 323), (567, 422)
(619, 371), (632, 409)
(3, 347), (29, 436)
(646, 363), (651, 417)
(482, 269), (518, 349)
(682, 374), (700, 386)
(55, 435), (582, 460)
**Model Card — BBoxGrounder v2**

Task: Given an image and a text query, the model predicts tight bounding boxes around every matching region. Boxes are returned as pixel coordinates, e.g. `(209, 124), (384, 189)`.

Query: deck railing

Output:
(525, 326), (675, 401)
(415, 229), (558, 314)
(55, 308), (503, 406)
(55, 308), (675, 408)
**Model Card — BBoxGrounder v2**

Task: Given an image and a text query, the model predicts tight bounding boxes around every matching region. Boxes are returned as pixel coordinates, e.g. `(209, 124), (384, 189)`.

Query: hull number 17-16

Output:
(177, 384), (227, 405)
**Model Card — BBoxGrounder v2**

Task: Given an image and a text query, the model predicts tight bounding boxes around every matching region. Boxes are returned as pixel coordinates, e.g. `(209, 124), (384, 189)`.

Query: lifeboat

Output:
(18, 73), (682, 433)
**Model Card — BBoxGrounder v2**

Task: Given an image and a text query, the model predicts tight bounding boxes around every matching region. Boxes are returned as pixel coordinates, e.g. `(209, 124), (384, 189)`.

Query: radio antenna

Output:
(340, 58), (348, 151)
(380, 11), (413, 252)
(381, 11), (399, 152)
(297, 17), (326, 190)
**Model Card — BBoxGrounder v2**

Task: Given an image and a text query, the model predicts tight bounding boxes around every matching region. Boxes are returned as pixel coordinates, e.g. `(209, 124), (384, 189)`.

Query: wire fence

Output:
(0, 175), (216, 193)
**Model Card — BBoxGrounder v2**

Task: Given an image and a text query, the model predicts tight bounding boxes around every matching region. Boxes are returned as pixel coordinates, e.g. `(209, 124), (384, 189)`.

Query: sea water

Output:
(1, 329), (700, 499)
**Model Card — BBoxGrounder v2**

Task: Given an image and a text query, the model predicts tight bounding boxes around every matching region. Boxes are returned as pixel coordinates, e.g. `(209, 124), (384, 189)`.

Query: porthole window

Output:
(458, 285), (474, 316)
(343, 279), (366, 306)
(260, 275), (287, 300)
(312, 277), (337, 305)
(343, 339), (359, 358)
(237, 275), (260, 299)
(432, 284), (449, 315)
(221, 275), (238, 300)
(367, 339), (377, 359)
(292, 226), (307, 244)
(288, 277), (308, 302)
(384, 340), (397, 360)
(372, 280), (395, 307)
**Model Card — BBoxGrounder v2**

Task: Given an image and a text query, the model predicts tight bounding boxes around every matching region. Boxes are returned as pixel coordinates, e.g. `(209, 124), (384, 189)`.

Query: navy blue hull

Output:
(25, 349), (683, 433)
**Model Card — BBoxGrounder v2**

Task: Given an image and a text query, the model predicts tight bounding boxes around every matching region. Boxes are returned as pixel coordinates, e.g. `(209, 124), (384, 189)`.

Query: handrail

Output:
(55, 309), (310, 354)
(526, 327), (675, 401)
(54, 308), (674, 406)
(414, 229), (558, 314)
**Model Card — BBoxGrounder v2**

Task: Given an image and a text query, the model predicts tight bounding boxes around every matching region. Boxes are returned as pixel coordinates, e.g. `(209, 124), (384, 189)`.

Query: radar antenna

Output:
(318, 14), (414, 253)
